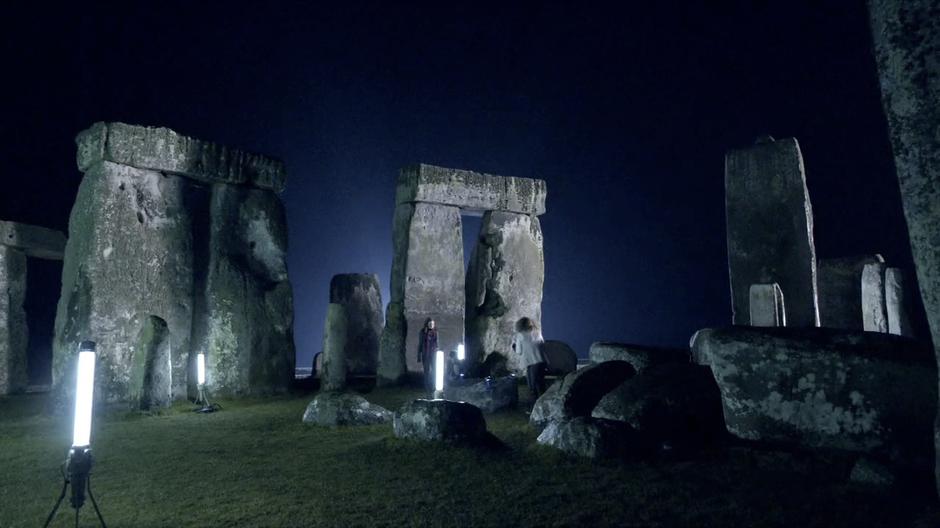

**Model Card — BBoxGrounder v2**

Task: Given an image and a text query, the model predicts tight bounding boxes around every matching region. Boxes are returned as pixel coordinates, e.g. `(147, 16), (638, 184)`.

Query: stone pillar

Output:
(466, 211), (544, 371)
(748, 283), (785, 327)
(321, 303), (348, 392)
(390, 202), (465, 372)
(861, 262), (888, 333)
(377, 302), (407, 386)
(869, 0), (940, 496)
(818, 255), (884, 330)
(725, 137), (819, 327)
(0, 245), (27, 395)
(329, 274), (382, 375)
(885, 268), (914, 337)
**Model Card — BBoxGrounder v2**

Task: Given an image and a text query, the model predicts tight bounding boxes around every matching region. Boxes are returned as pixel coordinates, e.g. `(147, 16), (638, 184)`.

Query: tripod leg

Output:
(42, 480), (69, 528)
(87, 477), (108, 528)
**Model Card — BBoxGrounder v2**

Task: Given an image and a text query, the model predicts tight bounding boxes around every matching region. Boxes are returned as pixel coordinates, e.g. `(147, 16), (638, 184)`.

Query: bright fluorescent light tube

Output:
(435, 350), (445, 392)
(457, 344), (465, 361)
(197, 353), (206, 386)
(72, 343), (97, 448)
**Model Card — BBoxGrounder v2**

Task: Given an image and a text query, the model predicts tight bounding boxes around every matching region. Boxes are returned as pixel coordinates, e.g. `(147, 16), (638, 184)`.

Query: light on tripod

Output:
(72, 344), (96, 448)
(457, 343), (465, 361)
(196, 352), (206, 386)
(434, 350), (445, 396)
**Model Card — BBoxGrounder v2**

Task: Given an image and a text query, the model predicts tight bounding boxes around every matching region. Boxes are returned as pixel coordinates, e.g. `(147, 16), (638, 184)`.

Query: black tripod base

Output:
(43, 447), (107, 527)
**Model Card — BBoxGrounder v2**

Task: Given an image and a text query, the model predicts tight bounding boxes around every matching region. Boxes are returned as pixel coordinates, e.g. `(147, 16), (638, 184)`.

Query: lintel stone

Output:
(76, 122), (286, 193)
(396, 163), (546, 215)
(0, 220), (66, 260)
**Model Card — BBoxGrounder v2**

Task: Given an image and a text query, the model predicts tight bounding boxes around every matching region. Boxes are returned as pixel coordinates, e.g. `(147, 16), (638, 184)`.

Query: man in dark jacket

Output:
(417, 318), (438, 392)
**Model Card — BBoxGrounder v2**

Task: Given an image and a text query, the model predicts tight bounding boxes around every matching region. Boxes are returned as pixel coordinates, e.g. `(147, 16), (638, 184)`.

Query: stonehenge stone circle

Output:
(860, 262), (889, 333)
(329, 273), (383, 375)
(817, 255), (883, 330)
(376, 301), (407, 386)
(387, 164), (547, 375)
(320, 303), (348, 392)
(53, 122), (295, 408)
(869, 0), (940, 495)
(725, 137), (819, 327)
(884, 268), (914, 337)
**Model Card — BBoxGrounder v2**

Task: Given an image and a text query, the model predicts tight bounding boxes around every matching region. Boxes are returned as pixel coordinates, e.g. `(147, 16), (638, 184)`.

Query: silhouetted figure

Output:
(417, 318), (439, 391)
(513, 317), (546, 399)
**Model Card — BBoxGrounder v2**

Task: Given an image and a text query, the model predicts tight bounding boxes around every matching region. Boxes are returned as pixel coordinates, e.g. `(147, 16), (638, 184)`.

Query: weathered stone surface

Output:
(849, 457), (896, 488)
(0, 246), (28, 395)
(330, 273), (382, 375)
(861, 262), (888, 332)
(53, 161), (195, 405)
(869, 0), (940, 495)
(536, 417), (654, 459)
(390, 202), (465, 372)
(443, 376), (518, 413)
(55, 127), (294, 406)
(393, 398), (487, 443)
(396, 164), (546, 216)
(530, 360), (636, 430)
(193, 184), (295, 396)
(691, 327), (935, 466)
(749, 283), (786, 327)
(725, 137), (819, 327)
(0, 221), (67, 260)
(76, 122), (286, 192)
(817, 255), (884, 330)
(466, 211), (544, 371)
(592, 363), (726, 448)
(320, 304), (348, 392)
(302, 392), (392, 426)
(376, 302), (407, 387)
(130, 315), (172, 410)
(589, 342), (688, 372)
(541, 340), (577, 376)
(884, 268), (914, 337)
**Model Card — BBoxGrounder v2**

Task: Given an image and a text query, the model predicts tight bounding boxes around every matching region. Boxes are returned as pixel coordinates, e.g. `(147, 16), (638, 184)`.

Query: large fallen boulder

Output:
(536, 417), (655, 459)
(692, 327), (935, 466)
(530, 360), (635, 430)
(541, 340), (578, 376)
(302, 392), (393, 427)
(589, 342), (689, 372)
(443, 376), (518, 413)
(592, 363), (726, 448)
(393, 399), (488, 443)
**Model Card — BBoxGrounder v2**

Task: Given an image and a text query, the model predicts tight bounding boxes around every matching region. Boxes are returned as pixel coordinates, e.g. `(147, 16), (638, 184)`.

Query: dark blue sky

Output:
(1, 2), (916, 368)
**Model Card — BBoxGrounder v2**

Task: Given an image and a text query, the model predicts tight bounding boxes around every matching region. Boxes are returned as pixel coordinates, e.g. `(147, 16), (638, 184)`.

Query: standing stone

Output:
(320, 303), (348, 392)
(885, 268), (914, 337)
(329, 274), (383, 375)
(818, 255), (884, 330)
(377, 302), (407, 386)
(869, 0), (940, 495)
(748, 283), (786, 327)
(131, 315), (172, 410)
(725, 137), (819, 327)
(390, 202), (465, 372)
(861, 262), (888, 333)
(55, 122), (294, 406)
(466, 211), (544, 372)
(0, 246), (28, 395)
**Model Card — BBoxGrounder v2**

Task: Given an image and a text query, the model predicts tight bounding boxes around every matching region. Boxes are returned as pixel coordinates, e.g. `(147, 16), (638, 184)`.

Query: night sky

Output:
(1, 2), (916, 370)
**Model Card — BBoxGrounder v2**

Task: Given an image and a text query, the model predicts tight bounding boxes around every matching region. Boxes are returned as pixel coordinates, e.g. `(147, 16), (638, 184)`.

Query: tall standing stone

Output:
(885, 268), (914, 337)
(377, 302), (407, 386)
(55, 122), (294, 407)
(725, 137), (819, 327)
(391, 202), (465, 372)
(466, 211), (544, 371)
(0, 245), (27, 395)
(861, 262), (888, 333)
(818, 255), (884, 330)
(869, 0), (940, 495)
(321, 303), (348, 392)
(748, 283), (785, 327)
(329, 274), (383, 375)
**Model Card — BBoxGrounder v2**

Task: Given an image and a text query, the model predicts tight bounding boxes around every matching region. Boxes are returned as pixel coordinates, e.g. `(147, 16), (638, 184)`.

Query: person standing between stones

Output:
(513, 317), (546, 399)
(417, 318), (439, 391)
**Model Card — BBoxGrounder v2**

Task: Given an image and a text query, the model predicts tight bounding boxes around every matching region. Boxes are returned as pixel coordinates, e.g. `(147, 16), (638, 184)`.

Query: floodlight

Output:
(457, 344), (465, 361)
(193, 352), (219, 413)
(196, 352), (206, 386)
(43, 341), (107, 528)
(435, 350), (445, 395)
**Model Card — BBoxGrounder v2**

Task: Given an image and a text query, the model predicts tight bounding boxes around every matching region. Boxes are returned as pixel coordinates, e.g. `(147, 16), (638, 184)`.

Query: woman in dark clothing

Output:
(417, 318), (438, 391)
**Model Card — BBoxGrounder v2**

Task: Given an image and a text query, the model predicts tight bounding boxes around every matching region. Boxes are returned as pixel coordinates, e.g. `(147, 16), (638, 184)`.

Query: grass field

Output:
(1, 382), (937, 527)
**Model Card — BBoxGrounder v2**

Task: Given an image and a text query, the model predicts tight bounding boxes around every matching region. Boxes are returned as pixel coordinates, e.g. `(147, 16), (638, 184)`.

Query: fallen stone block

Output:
(443, 376), (518, 413)
(393, 399), (488, 443)
(302, 392), (393, 427)
(530, 360), (636, 430)
(536, 417), (655, 459)
(589, 342), (688, 372)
